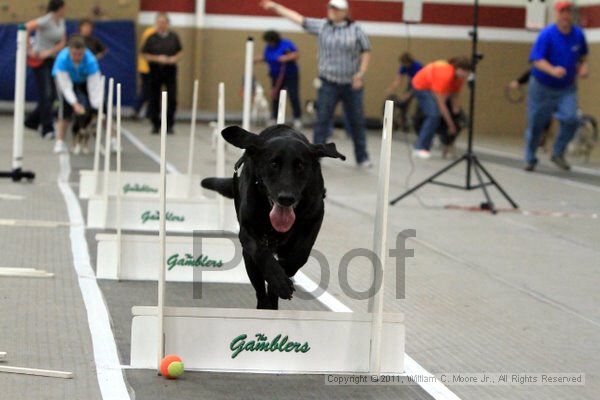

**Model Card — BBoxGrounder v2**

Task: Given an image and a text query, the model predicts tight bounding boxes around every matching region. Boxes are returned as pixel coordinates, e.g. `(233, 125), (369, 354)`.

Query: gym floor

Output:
(0, 115), (598, 399)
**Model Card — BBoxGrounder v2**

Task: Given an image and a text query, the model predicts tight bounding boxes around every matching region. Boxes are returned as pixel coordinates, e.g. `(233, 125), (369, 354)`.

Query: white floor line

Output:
(0, 193), (25, 200)
(57, 156), (131, 400)
(122, 127), (178, 174)
(465, 144), (600, 194)
(471, 144), (600, 178)
(125, 127), (462, 400)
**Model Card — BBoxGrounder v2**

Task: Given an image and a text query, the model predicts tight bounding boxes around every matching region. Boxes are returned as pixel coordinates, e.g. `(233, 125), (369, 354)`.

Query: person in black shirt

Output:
(79, 18), (107, 60)
(142, 12), (183, 133)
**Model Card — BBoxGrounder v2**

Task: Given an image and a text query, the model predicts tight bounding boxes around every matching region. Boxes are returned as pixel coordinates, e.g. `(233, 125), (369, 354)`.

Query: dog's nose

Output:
(277, 193), (296, 207)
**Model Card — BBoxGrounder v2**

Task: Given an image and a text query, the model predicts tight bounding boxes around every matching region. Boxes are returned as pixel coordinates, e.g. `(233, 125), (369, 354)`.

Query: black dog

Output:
(201, 125), (345, 309)
(413, 99), (467, 145)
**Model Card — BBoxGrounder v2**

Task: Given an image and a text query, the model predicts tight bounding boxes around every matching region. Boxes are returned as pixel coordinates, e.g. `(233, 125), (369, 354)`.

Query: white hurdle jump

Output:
(277, 89), (287, 124)
(79, 79), (206, 200)
(130, 100), (405, 375)
(85, 81), (237, 232)
(95, 83), (246, 281)
(95, 233), (248, 283)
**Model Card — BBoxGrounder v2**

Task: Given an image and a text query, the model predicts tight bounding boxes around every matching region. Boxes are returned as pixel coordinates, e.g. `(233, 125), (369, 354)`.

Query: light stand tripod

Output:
(390, 0), (518, 214)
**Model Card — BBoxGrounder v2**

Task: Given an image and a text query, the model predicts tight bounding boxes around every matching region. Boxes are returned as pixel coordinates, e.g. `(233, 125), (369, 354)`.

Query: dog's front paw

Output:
(268, 273), (295, 300)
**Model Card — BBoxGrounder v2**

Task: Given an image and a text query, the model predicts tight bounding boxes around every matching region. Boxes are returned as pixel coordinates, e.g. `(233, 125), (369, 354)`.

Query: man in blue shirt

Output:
(257, 30), (302, 128)
(525, 1), (589, 171)
(52, 35), (102, 154)
(386, 52), (423, 131)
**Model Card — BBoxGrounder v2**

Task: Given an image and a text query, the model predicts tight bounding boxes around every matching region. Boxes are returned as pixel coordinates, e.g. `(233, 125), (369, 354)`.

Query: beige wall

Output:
(140, 25), (598, 140)
(195, 29), (534, 138)
(579, 44), (599, 121)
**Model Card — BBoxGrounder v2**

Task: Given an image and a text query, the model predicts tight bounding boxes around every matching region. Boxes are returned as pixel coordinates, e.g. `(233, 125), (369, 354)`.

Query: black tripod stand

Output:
(390, 0), (518, 214)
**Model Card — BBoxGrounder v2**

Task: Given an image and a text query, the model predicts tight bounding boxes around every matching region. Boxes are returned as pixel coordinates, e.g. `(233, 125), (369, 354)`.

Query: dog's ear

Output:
(222, 126), (264, 151)
(310, 143), (346, 161)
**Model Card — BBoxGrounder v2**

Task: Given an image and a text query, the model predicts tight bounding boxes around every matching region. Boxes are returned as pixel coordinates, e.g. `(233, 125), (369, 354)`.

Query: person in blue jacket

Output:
(524, 1), (589, 171)
(257, 30), (303, 129)
(52, 35), (102, 154)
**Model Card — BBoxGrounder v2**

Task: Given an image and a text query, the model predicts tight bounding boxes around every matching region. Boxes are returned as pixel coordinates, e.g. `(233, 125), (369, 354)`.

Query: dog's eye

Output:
(270, 160), (280, 169)
(295, 161), (305, 171)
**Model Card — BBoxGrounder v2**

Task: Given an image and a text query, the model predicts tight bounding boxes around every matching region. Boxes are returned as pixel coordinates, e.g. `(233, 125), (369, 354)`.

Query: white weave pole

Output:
(115, 84), (122, 280)
(157, 91), (168, 371)
(277, 89), (287, 125)
(102, 79), (114, 223)
(242, 37), (254, 131)
(11, 27), (26, 172)
(186, 79), (199, 197)
(217, 82), (226, 227)
(369, 100), (394, 375)
(92, 75), (106, 176)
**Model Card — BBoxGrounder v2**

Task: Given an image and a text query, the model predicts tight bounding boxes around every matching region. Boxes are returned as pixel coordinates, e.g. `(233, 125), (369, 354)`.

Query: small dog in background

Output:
(413, 99), (467, 158)
(252, 82), (271, 127)
(72, 111), (95, 155)
(568, 112), (598, 162)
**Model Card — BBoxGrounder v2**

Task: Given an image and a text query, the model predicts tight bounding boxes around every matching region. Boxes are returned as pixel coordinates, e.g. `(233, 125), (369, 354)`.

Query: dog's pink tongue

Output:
(269, 203), (296, 233)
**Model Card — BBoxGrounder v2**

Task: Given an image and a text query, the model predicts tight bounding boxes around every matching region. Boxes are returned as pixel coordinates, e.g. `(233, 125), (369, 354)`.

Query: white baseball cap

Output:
(328, 0), (349, 10)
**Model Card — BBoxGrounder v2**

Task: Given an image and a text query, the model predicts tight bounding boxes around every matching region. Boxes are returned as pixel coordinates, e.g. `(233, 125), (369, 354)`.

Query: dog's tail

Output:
(201, 177), (235, 199)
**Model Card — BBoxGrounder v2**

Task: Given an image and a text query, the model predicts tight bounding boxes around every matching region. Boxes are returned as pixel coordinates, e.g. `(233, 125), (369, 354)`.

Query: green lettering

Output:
(269, 334), (281, 352)
(166, 254), (179, 271)
(278, 335), (289, 352)
(299, 343), (310, 353)
(141, 211), (151, 224)
(284, 342), (297, 352)
(230, 334), (247, 359)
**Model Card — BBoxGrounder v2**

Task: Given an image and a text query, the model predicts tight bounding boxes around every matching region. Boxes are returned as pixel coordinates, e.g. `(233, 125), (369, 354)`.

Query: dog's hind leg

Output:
(201, 178), (235, 199)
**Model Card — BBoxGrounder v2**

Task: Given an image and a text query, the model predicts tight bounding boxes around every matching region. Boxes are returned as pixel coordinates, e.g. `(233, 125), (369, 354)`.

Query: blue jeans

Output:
(314, 80), (369, 164)
(525, 77), (578, 164)
(271, 73), (302, 120)
(25, 58), (57, 135)
(413, 90), (441, 151)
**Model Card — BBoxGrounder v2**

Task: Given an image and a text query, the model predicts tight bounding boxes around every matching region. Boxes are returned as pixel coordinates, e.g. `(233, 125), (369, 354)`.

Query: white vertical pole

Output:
(217, 82), (226, 228)
(369, 100), (394, 375)
(116, 84), (122, 280)
(92, 76), (106, 175)
(277, 89), (287, 125)
(102, 79), (114, 226)
(242, 37), (254, 131)
(186, 79), (199, 197)
(157, 91), (168, 371)
(103, 79), (114, 196)
(12, 27), (27, 171)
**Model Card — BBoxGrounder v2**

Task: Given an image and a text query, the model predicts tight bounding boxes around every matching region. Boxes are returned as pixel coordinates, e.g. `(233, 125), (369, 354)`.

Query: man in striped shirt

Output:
(261, 0), (373, 168)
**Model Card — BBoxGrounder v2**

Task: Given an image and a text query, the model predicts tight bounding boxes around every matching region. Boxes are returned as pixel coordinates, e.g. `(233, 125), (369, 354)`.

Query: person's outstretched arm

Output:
(260, 1), (304, 25)
(386, 75), (402, 95)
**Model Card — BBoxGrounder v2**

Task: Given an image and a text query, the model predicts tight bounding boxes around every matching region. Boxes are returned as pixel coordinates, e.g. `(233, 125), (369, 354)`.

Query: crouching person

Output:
(411, 56), (471, 159)
(52, 35), (102, 154)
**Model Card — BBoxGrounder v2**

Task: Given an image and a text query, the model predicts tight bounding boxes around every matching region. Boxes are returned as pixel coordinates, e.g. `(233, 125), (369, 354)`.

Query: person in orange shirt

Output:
(134, 26), (156, 118)
(411, 57), (472, 158)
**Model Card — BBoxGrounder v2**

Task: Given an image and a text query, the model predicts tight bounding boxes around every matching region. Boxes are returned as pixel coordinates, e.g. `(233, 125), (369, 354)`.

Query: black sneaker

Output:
(524, 162), (536, 172)
(551, 155), (570, 171)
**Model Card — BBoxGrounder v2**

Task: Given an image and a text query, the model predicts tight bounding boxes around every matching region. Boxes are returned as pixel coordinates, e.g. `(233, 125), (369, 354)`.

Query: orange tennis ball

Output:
(160, 355), (184, 379)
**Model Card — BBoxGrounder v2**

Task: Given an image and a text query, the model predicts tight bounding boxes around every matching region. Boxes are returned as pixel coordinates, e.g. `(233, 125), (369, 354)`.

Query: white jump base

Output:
(86, 195), (238, 232)
(78, 170), (205, 200)
(96, 233), (248, 283)
(131, 306), (405, 374)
